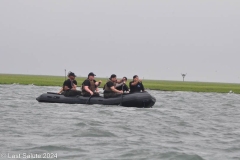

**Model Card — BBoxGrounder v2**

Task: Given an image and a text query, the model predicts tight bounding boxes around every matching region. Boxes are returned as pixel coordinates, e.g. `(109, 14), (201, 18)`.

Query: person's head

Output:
(133, 75), (139, 81)
(68, 72), (76, 80)
(109, 74), (117, 82)
(123, 77), (127, 82)
(88, 72), (96, 81)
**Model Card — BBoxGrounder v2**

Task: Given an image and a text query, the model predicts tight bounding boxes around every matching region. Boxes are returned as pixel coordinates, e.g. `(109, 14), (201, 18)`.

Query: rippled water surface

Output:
(0, 84), (240, 160)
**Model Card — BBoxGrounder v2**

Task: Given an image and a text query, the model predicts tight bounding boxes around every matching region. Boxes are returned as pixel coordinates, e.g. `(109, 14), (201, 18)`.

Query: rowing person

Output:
(59, 72), (82, 97)
(103, 74), (123, 98)
(129, 75), (145, 93)
(81, 72), (102, 97)
(116, 77), (129, 93)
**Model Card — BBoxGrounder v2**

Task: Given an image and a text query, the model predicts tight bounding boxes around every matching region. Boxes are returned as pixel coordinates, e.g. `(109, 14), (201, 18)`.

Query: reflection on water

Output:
(0, 84), (240, 160)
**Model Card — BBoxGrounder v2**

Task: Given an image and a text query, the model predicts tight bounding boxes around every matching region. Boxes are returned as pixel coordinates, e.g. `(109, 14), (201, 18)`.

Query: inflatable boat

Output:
(36, 92), (156, 108)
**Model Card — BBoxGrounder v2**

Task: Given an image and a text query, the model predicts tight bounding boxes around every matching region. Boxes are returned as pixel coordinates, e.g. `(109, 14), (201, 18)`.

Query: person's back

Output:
(129, 75), (145, 93)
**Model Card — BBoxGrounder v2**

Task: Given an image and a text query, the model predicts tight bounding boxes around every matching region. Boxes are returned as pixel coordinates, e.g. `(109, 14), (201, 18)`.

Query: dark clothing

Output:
(106, 81), (115, 88)
(103, 81), (115, 93)
(82, 92), (100, 97)
(62, 79), (81, 97)
(103, 81), (121, 98)
(63, 90), (82, 97)
(82, 79), (96, 90)
(129, 81), (145, 93)
(82, 79), (99, 97)
(104, 92), (121, 98)
(116, 84), (129, 92)
(63, 79), (77, 91)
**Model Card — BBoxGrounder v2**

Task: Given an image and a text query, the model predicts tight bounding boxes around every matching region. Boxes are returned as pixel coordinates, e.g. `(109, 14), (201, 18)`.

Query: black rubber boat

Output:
(36, 92), (156, 108)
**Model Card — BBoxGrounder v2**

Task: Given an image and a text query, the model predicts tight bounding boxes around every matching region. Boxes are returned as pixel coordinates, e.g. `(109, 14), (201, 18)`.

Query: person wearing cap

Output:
(81, 72), (102, 97)
(103, 74), (123, 98)
(116, 77), (129, 93)
(59, 71), (82, 96)
(129, 75), (145, 93)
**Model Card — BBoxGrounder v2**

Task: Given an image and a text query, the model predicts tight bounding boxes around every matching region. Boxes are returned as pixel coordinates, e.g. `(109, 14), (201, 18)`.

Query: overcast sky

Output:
(0, 0), (240, 83)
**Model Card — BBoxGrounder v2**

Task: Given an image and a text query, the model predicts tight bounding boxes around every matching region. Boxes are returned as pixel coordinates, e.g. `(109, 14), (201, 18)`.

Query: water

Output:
(0, 84), (240, 160)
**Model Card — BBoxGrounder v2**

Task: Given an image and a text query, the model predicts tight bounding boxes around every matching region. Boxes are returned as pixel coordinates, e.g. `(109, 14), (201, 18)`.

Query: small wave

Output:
(159, 152), (204, 160)
(119, 150), (204, 160)
(75, 122), (87, 127)
(30, 145), (86, 152)
(73, 129), (117, 138)
(87, 121), (105, 127)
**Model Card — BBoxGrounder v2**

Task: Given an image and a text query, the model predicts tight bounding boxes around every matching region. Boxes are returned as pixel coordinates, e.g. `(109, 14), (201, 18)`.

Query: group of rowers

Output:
(58, 71), (145, 98)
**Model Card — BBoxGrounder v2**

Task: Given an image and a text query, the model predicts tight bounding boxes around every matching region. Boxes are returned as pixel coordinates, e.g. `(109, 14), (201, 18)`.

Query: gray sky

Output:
(0, 0), (240, 83)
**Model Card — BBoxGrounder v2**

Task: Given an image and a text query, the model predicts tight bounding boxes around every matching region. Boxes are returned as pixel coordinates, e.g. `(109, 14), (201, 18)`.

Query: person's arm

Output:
(94, 80), (100, 92)
(130, 81), (139, 86)
(95, 87), (99, 92)
(115, 82), (124, 88)
(116, 78), (124, 83)
(71, 85), (77, 90)
(107, 81), (123, 93)
(84, 86), (93, 95)
(71, 81), (77, 90)
(83, 80), (93, 95)
(58, 88), (63, 94)
(95, 80), (102, 87)
(64, 86), (70, 91)
(63, 81), (70, 91)
(110, 86), (123, 94)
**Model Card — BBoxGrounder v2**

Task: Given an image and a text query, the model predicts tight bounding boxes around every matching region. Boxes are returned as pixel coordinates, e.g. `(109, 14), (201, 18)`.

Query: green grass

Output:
(1, 74), (240, 94)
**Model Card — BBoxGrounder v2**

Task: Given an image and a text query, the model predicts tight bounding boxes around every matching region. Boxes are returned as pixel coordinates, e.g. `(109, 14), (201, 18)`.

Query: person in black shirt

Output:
(81, 72), (102, 97)
(129, 75), (145, 93)
(103, 74), (123, 98)
(116, 77), (129, 93)
(61, 72), (82, 97)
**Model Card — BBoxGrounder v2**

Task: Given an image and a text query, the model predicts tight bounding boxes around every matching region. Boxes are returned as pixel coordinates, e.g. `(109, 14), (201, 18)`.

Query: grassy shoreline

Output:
(1, 74), (240, 94)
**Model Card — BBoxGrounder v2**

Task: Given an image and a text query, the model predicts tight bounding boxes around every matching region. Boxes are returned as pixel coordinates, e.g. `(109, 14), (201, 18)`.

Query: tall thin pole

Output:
(181, 73), (187, 82)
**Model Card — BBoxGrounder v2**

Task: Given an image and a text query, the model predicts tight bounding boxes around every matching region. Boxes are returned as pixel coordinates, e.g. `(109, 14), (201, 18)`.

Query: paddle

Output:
(86, 95), (92, 104)
(118, 84), (124, 106)
(47, 92), (59, 95)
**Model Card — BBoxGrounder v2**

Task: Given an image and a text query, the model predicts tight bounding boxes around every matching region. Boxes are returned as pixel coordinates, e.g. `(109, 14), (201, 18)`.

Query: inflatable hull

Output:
(36, 92), (156, 108)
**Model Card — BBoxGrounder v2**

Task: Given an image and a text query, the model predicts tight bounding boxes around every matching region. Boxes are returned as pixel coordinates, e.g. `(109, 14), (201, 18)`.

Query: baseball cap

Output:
(133, 75), (138, 79)
(68, 72), (77, 77)
(109, 74), (117, 79)
(88, 72), (96, 77)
